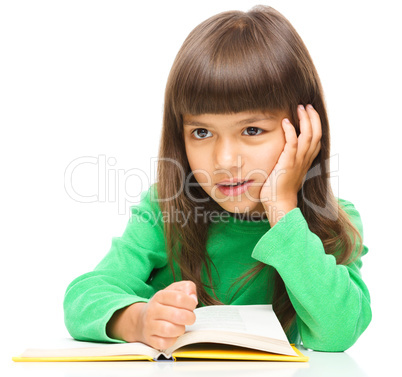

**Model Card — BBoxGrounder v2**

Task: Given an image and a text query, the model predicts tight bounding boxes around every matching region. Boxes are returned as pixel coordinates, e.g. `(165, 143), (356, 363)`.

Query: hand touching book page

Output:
(13, 305), (308, 362)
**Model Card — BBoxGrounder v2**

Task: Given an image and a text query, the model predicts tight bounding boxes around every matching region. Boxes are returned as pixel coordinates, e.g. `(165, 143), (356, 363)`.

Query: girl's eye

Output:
(192, 128), (212, 139)
(191, 127), (264, 139)
(243, 127), (263, 136)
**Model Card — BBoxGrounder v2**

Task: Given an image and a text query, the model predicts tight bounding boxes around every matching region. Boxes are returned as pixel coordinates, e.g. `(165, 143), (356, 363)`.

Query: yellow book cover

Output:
(12, 344), (308, 362)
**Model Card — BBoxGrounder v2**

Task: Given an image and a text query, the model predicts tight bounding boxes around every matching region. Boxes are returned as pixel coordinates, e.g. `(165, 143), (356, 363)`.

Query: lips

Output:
(216, 180), (254, 196)
(217, 180), (248, 187)
(217, 179), (251, 186)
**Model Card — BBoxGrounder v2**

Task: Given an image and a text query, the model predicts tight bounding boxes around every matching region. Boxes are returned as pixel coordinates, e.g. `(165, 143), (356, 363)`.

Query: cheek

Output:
(185, 144), (197, 169)
(250, 139), (285, 177)
(185, 148), (211, 184)
(254, 146), (281, 164)
(186, 151), (201, 171)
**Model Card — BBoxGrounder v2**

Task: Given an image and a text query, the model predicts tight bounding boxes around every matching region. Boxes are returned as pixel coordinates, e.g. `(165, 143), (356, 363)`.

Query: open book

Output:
(13, 304), (308, 362)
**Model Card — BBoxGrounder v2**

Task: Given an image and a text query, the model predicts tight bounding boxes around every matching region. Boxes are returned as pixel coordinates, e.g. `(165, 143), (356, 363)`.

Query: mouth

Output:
(216, 180), (254, 196)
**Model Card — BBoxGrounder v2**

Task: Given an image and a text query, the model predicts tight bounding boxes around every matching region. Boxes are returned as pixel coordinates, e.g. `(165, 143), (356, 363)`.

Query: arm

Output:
(251, 199), (372, 352)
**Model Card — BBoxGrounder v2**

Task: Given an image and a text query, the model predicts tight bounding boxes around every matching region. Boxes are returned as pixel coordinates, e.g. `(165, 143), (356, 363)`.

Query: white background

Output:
(1, 1), (401, 376)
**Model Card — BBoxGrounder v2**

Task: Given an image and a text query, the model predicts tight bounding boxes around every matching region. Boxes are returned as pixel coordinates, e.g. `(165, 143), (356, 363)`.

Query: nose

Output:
(213, 139), (244, 171)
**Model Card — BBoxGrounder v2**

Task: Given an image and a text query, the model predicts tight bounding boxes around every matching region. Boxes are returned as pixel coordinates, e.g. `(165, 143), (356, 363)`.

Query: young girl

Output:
(64, 5), (371, 352)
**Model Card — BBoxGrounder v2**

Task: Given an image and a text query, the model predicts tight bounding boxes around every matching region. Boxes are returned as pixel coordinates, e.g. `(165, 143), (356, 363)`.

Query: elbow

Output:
(301, 306), (373, 352)
(303, 336), (358, 353)
(302, 331), (358, 352)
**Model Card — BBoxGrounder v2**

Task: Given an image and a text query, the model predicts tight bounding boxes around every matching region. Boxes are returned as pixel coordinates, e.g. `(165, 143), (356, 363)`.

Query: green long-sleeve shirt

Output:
(64, 183), (372, 352)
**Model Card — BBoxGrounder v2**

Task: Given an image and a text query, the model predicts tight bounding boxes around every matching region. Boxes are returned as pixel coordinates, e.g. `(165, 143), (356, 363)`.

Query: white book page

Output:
(186, 304), (288, 342)
(19, 338), (159, 358)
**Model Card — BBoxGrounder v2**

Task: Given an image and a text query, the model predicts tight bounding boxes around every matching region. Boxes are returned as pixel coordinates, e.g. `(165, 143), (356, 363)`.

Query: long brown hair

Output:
(156, 5), (363, 334)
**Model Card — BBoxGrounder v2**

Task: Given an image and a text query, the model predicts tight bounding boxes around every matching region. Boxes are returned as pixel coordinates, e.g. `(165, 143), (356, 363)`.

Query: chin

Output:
(216, 199), (262, 214)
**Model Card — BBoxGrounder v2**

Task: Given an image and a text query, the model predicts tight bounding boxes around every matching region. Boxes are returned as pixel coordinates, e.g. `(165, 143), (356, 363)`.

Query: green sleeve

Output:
(251, 199), (372, 352)
(63, 187), (167, 343)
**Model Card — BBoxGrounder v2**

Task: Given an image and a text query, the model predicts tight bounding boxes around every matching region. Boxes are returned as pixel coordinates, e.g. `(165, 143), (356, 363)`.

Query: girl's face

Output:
(183, 110), (289, 216)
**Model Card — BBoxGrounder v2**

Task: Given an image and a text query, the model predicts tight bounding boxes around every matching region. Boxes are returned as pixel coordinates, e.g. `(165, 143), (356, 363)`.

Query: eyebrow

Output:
(183, 116), (276, 127)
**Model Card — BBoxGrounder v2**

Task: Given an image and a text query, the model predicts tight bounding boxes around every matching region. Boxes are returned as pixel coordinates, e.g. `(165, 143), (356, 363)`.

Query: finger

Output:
(153, 302), (196, 326)
(149, 335), (179, 351)
(151, 319), (186, 338)
(305, 105), (322, 159)
(307, 140), (321, 168)
(165, 281), (198, 304)
(279, 118), (298, 166)
(295, 104), (313, 161)
(153, 289), (198, 311)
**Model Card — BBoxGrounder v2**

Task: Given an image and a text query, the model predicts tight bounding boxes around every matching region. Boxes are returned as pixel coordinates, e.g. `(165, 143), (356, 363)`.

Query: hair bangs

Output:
(168, 13), (295, 117)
